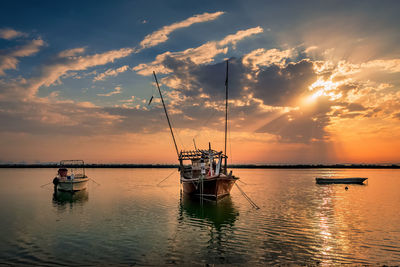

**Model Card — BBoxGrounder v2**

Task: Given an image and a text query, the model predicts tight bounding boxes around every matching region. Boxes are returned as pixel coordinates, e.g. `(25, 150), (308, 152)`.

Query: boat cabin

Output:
(179, 149), (227, 179)
(57, 160), (87, 179)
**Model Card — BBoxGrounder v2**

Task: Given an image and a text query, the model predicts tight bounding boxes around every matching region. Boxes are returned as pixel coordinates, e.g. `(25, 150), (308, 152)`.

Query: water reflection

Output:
(164, 195), (242, 265)
(179, 195), (238, 230)
(52, 189), (89, 206)
(1, 168), (399, 265)
(313, 184), (370, 265)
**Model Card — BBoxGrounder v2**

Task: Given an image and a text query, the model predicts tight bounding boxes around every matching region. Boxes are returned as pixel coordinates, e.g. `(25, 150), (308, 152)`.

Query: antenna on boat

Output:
(153, 71), (180, 158)
(224, 60), (229, 174)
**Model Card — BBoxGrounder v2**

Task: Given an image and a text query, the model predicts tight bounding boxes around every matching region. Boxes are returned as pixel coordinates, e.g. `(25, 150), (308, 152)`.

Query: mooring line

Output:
(90, 178), (101, 186)
(235, 183), (260, 210)
(238, 179), (248, 185)
(157, 169), (177, 186)
(40, 181), (53, 188)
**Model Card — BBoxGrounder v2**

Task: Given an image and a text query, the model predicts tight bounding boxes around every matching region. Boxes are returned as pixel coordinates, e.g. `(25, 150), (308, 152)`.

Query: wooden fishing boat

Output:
(316, 177), (368, 184)
(179, 147), (238, 199)
(53, 160), (89, 192)
(152, 60), (239, 199)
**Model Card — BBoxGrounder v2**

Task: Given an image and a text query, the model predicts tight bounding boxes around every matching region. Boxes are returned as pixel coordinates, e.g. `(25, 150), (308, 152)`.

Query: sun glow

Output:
(302, 78), (344, 105)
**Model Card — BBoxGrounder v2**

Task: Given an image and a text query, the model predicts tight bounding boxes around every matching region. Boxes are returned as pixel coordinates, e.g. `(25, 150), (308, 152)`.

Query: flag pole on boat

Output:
(153, 71), (180, 158)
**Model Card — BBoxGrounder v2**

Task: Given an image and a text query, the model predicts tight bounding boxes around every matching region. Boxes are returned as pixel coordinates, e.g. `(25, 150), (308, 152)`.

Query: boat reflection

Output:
(52, 189), (89, 206)
(166, 194), (242, 265)
(179, 194), (238, 230)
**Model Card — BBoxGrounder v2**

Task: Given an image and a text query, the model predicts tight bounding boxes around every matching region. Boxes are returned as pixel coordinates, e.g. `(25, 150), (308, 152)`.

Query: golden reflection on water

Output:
(315, 178), (370, 265)
(317, 186), (337, 263)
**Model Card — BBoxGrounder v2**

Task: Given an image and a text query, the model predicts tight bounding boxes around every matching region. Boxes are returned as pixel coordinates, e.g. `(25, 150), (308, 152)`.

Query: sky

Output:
(0, 0), (400, 164)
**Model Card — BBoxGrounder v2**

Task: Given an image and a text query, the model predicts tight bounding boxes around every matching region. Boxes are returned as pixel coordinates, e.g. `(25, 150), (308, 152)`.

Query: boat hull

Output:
(316, 177), (367, 184)
(56, 178), (89, 192)
(181, 175), (237, 199)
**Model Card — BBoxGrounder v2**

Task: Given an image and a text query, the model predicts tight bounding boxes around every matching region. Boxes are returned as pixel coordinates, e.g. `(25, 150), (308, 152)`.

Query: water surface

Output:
(0, 168), (399, 265)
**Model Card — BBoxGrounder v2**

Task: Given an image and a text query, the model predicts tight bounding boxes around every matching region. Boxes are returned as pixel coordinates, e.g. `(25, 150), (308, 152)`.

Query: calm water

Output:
(0, 168), (399, 266)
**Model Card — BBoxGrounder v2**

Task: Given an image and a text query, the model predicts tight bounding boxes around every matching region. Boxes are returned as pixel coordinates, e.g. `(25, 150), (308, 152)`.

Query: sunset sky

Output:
(1, 0), (400, 164)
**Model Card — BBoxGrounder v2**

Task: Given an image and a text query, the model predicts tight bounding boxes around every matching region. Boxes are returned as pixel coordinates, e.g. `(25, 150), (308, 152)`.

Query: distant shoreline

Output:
(0, 163), (399, 169)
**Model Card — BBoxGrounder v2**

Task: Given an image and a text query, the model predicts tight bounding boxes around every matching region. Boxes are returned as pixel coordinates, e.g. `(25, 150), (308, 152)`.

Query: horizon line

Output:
(0, 163), (399, 169)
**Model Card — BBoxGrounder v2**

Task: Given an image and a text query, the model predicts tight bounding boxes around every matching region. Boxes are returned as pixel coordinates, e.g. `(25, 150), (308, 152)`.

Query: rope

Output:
(235, 183), (260, 210)
(228, 122), (233, 164)
(238, 179), (248, 185)
(40, 181), (53, 188)
(157, 169), (177, 186)
(90, 178), (101, 186)
(193, 107), (219, 147)
(200, 175), (204, 206)
(174, 125), (187, 151)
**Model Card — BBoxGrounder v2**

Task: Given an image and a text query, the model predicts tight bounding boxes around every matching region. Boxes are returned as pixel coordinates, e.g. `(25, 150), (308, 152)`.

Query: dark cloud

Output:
(256, 97), (332, 143)
(162, 56), (248, 100)
(162, 56), (317, 109)
(346, 103), (367, 112)
(154, 56), (337, 143)
(251, 59), (316, 106)
(156, 56), (330, 143)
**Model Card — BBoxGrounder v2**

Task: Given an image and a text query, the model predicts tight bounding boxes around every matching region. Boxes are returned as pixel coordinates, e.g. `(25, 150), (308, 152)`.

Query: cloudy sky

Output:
(1, 0), (400, 164)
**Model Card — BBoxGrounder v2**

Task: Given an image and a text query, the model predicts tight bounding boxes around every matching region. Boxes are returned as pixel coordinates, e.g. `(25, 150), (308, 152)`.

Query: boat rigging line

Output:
(238, 179), (248, 185)
(235, 183), (260, 210)
(90, 178), (101, 186)
(228, 119), (233, 165)
(40, 181), (53, 188)
(156, 169), (177, 186)
(153, 71), (180, 158)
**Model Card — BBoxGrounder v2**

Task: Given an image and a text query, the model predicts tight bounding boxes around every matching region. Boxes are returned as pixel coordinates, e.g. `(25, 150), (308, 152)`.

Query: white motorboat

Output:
(53, 160), (89, 192)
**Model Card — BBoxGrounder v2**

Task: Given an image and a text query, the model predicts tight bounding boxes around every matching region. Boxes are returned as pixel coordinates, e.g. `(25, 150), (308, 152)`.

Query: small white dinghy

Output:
(53, 160), (89, 192)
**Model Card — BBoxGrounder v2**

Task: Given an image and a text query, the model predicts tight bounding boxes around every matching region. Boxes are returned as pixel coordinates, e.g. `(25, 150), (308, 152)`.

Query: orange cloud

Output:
(0, 38), (45, 75)
(58, 47), (86, 58)
(94, 65), (130, 81)
(27, 48), (134, 98)
(139, 11), (224, 49)
(133, 26), (264, 76)
(242, 48), (294, 69)
(0, 28), (27, 40)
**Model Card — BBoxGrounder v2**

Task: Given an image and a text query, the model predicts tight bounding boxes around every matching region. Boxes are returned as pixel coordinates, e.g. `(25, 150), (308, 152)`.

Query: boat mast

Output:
(224, 60), (228, 174)
(153, 71), (180, 159)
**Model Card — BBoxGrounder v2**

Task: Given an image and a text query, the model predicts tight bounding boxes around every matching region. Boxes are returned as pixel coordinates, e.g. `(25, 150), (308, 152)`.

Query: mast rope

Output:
(228, 120), (233, 165)
(174, 125), (187, 151)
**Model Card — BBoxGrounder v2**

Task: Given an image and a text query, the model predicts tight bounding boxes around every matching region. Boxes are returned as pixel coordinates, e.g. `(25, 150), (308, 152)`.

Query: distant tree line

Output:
(0, 163), (399, 169)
